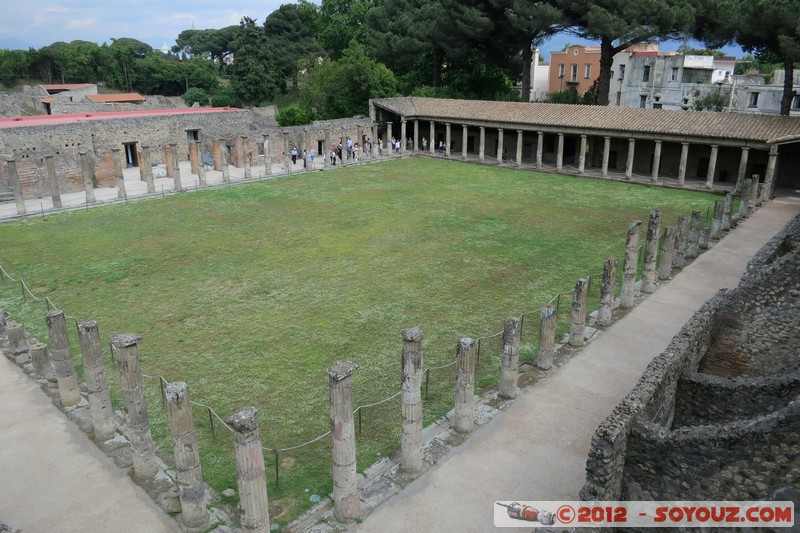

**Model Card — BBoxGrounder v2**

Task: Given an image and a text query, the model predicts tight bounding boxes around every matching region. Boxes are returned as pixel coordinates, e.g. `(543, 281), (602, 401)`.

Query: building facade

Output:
(548, 45), (601, 96)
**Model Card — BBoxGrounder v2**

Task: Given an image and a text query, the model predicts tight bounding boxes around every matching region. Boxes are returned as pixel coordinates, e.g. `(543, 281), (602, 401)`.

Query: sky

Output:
(0, 1), (743, 58)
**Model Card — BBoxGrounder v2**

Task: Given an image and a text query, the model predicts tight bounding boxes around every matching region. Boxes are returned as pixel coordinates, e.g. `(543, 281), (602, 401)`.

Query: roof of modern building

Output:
(0, 107), (246, 130)
(87, 93), (146, 103)
(371, 97), (800, 145)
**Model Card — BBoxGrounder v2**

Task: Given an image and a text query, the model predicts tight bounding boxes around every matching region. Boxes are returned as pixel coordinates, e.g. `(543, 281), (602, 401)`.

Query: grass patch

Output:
(0, 158), (719, 525)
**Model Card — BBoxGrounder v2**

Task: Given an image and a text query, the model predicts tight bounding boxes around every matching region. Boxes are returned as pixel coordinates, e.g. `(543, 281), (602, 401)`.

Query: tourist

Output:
(290, 147), (298, 165)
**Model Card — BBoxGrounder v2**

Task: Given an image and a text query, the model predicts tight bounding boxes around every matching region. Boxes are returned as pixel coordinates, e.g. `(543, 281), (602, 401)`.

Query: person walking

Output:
(290, 147), (298, 165)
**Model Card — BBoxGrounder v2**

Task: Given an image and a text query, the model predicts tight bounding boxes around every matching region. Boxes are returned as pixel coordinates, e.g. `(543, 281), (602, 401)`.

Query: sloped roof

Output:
(371, 97), (800, 145)
(87, 93), (146, 103)
(40, 84), (95, 94)
(0, 108), (245, 130)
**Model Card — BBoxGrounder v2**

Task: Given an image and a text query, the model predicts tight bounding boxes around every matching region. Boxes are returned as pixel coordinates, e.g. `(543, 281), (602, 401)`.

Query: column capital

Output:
(654, 139), (662, 145)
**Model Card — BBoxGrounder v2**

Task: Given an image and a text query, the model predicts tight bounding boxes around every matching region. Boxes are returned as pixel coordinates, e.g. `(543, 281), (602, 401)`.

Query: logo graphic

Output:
(496, 502), (556, 525)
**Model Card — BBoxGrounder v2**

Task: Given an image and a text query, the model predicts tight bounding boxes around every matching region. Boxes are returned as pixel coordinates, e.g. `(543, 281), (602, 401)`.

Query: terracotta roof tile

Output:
(372, 97), (800, 145)
(87, 93), (146, 103)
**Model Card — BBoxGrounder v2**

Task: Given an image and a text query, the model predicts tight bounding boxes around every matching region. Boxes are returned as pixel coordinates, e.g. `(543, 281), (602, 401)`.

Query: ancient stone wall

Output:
(1, 110), (374, 198)
(581, 213), (800, 503)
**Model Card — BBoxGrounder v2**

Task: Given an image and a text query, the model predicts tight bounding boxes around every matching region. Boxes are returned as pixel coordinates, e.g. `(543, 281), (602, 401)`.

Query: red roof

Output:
(87, 93), (146, 103)
(0, 108), (245, 129)
(633, 51), (660, 56)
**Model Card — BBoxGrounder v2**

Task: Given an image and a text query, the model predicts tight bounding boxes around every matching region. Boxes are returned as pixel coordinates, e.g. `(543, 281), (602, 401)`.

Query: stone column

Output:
(80, 151), (96, 204)
(641, 210), (661, 294)
(220, 143), (231, 183)
(112, 148), (127, 199)
(658, 227), (676, 280)
(46, 310), (81, 407)
(30, 340), (49, 379)
(462, 125), (469, 160)
(710, 199), (724, 241)
(340, 127), (348, 166)
(556, 133), (564, 171)
(164, 145), (175, 177)
(78, 321), (115, 441)
(651, 140), (662, 183)
(283, 134), (290, 173)
(140, 146), (155, 193)
(326, 130), (333, 165)
(239, 135), (248, 170)
(596, 258), (618, 326)
(672, 214), (689, 269)
(739, 178), (753, 218)
(479, 127), (486, 162)
(678, 142), (689, 186)
(568, 278), (588, 347)
(749, 174), (760, 211)
(624, 138), (635, 180)
(167, 144), (181, 192)
(736, 147), (750, 191)
(400, 120), (407, 154)
(7, 321), (30, 364)
(700, 228), (711, 249)
(496, 128), (504, 164)
(453, 338), (476, 433)
(499, 317), (521, 399)
(601, 136), (611, 177)
(578, 134), (587, 174)
(328, 361), (360, 522)
(400, 327), (423, 474)
(211, 141), (223, 171)
(5, 159), (26, 216)
(228, 407), (271, 533)
(386, 122), (393, 151)
(516, 130), (524, 167)
(165, 382), (209, 529)
(762, 145), (778, 201)
(188, 140), (198, 178)
(722, 192), (733, 231)
(536, 131), (544, 170)
(620, 221), (642, 309)
(196, 142), (207, 185)
(429, 121), (435, 154)
(413, 120), (419, 152)
(705, 144), (719, 189)
(111, 333), (158, 479)
(44, 155), (62, 208)
(445, 123), (451, 157)
(263, 138), (272, 176)
(686, 210), (702, 258)
(537, 306), (556, 370)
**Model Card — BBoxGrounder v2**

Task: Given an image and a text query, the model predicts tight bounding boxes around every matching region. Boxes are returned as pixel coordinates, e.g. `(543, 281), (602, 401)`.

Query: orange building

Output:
(548, 45), (601, 96)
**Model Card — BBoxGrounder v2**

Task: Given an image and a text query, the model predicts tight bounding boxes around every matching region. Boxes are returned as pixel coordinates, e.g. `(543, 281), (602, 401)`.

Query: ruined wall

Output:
(624, 402), (800, 501)
(581, 213), (800, 502)
(0, 108), (276, 197)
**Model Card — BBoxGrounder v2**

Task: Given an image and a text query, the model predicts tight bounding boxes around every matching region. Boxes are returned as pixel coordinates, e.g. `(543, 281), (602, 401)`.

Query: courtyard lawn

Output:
(0, 158), (719, 525)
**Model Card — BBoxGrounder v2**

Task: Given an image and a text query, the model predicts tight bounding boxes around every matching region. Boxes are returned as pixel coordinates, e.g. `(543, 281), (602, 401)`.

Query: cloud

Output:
(67, 17), (99, 29)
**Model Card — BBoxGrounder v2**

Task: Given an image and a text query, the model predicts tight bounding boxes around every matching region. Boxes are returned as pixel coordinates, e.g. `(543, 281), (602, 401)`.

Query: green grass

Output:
(0, 158), (719, 526)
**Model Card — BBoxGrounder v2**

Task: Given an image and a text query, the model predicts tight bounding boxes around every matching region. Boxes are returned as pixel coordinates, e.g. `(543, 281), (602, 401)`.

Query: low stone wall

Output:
(581, 212), (800, 502)
(580, 294), (722, 500)
(625, 401), (800, 501)
(675, 373), (800, 426)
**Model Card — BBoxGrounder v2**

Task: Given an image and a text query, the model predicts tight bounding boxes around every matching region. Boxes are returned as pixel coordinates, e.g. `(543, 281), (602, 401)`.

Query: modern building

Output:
(529, 48), (550, 102)
(548, 45), (601, 96)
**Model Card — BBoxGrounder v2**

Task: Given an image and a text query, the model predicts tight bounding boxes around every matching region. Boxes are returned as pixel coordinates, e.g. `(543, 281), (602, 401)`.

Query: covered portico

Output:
(370, 97), (800, 198)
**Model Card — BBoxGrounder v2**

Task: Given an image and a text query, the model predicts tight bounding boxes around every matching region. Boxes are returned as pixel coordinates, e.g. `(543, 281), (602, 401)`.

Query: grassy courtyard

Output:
(0, 158), (718, 525)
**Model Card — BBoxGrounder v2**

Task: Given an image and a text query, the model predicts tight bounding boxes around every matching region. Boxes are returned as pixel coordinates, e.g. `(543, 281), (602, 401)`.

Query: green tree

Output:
(548, 87), (580, 103)
(693, 92), (726, 111)
(558, 0), (696, 105)
(210, 85), (241, 107)
(734, 0), (799, 115)
(319, 0), (378, 59)
(264, 2), (324, 89)
(183, 87), (209, 106)
(489, 0), (564, 101)
(0, 49), (33, 87)
(229, 17), (279, 106)
(173, 26), (239, 73)
(276, 103), (318, 125)
(301, 41), (396, 118)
